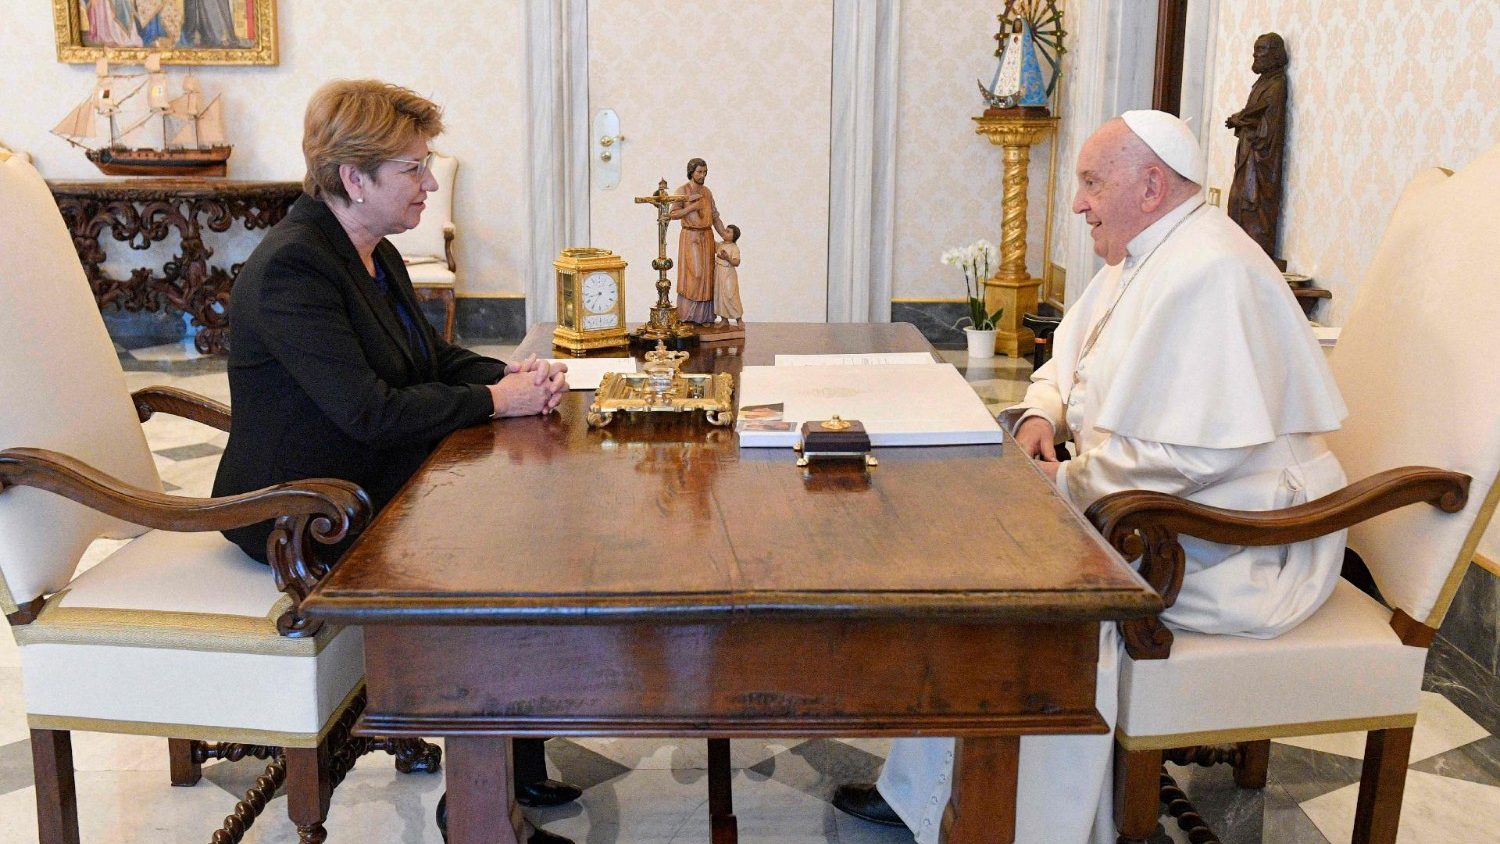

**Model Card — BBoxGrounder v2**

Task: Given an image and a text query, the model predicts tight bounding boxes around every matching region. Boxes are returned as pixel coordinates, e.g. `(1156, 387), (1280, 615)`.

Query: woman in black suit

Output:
(211, 80), (576, 842)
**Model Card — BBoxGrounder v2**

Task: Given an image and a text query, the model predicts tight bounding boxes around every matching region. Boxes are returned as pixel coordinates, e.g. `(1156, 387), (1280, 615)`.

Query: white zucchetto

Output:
(1121, 109), (1205, 185)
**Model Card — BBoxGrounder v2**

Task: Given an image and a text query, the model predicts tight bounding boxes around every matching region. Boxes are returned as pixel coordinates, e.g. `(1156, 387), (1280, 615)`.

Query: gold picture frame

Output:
(53, 0), (278, 66)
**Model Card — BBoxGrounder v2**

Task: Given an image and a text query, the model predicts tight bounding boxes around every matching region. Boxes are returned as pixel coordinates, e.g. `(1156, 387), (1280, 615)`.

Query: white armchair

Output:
(1088, 146), (1500, 844)
(387, 152), (459, 341)
(0, 151), (439, 843)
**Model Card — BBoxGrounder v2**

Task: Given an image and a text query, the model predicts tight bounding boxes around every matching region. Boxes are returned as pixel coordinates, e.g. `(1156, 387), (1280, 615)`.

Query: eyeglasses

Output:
(383, 151), (435, 181)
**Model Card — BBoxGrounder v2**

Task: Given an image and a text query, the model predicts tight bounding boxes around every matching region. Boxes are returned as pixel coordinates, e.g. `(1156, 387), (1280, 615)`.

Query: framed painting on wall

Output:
(53, 0), (278, 65)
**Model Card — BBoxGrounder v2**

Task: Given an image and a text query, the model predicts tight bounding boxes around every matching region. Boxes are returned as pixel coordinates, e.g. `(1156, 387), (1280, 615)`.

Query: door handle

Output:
(594, 109), (623, 190)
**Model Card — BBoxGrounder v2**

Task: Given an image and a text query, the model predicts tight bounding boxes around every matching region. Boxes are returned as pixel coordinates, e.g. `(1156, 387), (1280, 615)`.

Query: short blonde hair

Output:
(301, 80), (444, 202)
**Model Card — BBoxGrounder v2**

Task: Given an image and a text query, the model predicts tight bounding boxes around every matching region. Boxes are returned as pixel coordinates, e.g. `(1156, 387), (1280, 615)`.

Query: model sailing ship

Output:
(52, 54), (231, 177)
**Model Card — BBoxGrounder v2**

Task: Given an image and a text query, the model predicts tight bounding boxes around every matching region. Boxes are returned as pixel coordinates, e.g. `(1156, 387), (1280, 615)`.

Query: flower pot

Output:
(965, 327), (997, 359)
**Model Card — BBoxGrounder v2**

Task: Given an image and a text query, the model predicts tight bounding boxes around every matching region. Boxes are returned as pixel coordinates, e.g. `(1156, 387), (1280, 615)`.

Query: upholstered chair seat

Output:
(1090, 145), (1500, 844)
(388, 152), (459, 340)
(1117, 580), (1426, 747)
(16, 530), (363, 744)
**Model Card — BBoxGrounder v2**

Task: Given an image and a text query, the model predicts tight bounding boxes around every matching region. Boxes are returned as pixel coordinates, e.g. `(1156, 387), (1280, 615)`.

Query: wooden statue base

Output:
(695, 322), (747, 343)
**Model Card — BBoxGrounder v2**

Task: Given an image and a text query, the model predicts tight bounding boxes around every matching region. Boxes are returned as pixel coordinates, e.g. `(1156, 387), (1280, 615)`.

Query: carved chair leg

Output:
(1232, 739), (1270, 789)
(1352, 727), (1414, 844)
(168, 738), (202, 786)
(441, 288), (456, 343)
(707, 739), (737, 844)
(1113, 744), (1162, 844)
(31, 729), (80, 844)
(1160, 765), (1221, 844)
(286, 745), (334, 844)
(210, 753), (287, 844)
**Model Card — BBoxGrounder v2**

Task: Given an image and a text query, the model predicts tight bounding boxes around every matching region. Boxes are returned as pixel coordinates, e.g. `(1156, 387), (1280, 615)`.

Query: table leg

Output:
(940, 736), (1020, 844)
(707, 739), (737, 844)
(446, 736), (524, 844)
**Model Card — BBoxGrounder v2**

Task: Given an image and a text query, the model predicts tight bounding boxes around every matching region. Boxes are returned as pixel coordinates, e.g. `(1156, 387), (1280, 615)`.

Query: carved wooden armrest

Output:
(443, 223), (456, 272)
(1084, 467), (1470, 660)
(133, 386), (232, 433)
(0, 447), (370, 639)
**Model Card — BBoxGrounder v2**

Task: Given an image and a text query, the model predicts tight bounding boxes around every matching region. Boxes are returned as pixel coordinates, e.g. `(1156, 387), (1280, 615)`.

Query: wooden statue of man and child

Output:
(669, 157), (744, 331)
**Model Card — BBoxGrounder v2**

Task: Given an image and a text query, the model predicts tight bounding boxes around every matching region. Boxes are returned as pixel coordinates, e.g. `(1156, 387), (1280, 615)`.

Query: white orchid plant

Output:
(941, 239), (1003, 331)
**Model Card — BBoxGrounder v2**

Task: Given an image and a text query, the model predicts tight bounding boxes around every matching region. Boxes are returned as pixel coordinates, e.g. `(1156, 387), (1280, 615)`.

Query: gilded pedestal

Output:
(973, 112), (1058, 357)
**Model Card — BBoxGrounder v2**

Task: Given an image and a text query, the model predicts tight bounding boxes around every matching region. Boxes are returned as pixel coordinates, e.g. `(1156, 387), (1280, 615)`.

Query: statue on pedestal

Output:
(1226, 32), (1289, 263)
(977, 0), (1066, 114)
(669, 158), (732, 325)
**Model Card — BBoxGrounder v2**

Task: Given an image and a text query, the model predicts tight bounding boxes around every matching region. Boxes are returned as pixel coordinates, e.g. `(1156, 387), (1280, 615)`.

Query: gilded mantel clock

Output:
(553, 247), (629, 353)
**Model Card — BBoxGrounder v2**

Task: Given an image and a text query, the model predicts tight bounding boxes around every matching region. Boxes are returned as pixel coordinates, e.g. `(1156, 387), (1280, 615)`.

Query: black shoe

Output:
(832, 783), (909, 829)
(515, 779), (583, 808)
(436, 793), (575, 843)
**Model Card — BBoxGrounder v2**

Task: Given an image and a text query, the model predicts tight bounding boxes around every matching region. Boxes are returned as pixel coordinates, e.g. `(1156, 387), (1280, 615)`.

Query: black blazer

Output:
(212, 195), (506, 563)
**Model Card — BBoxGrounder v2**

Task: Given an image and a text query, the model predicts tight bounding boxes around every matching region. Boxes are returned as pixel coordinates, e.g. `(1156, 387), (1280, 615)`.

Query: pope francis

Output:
(834, 111), (1349, 843)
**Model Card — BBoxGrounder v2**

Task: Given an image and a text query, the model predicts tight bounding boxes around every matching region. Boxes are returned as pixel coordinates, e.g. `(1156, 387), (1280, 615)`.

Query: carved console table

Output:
(48, 179), (302, 355)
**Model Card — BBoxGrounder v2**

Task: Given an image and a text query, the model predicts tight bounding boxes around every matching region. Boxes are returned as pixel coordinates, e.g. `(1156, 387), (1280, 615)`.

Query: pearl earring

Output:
(355, 197), (365, 204)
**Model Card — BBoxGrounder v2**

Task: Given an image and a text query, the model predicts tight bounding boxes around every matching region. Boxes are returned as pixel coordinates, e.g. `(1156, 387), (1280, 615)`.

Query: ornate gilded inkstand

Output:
(587, 340), (734, 428)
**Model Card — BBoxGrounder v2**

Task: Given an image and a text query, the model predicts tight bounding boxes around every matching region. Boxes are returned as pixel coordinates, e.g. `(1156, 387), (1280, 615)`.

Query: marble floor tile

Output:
(1300, 768), (1500, 844)
(139, 414), (230, 453)
(1162, 760), (1268, 844)
(68, 731), (173, 774)
(128, 341), (209, 363)
(0, 670), (28, 747)
(0, 624), (18, 670)
(1425, 637), (1500, 736)
(1248, 784), (1333, 844)
(1409, 734), (1500, 787)
(532, 767), (840, 843)
(1275, 691), (1489, 763)
(234, 758), (448, 844)
(527, 767), (721, 843)
(1264, 741), (1366, 804)
(0, 770), (278, 844)
(569, 737), (792, 773)
(153, 442), (225, 462)
(0, 740), (32, 799)
(153, 454), (224, 499)
(824, 737), (891, 759)
(544, 738), (638, 792)
(746, 739), (887, 804)
(1162, 760), (1335, 844)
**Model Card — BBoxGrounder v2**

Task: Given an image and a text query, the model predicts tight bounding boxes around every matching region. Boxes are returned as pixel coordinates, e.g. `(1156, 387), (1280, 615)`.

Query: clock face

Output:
(581, 271), (619, 315)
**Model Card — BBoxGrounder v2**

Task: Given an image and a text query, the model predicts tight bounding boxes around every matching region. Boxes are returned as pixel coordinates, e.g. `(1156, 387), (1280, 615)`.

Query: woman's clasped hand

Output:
(490, 354), (569, 417)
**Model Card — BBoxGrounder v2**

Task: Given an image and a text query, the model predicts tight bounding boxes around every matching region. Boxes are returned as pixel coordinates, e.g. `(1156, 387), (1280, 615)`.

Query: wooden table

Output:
(304, 322), (1158, 843)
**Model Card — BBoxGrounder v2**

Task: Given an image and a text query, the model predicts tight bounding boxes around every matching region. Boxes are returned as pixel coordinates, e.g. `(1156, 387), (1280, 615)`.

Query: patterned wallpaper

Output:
(587, 0), (833, 323)
(892, 0), (1073, 301)
(1206, 0), (1500, 327)
(0, 3), (530, 295)
(1208, 0), (1500, 561)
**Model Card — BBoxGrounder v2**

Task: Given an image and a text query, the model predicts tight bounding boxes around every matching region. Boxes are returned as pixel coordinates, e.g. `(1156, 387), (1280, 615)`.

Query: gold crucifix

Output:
(629, 178), (699, 349)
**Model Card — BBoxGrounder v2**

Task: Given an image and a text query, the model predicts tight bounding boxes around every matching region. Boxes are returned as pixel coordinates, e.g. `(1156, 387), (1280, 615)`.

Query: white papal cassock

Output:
(878, 197), (1349, 843)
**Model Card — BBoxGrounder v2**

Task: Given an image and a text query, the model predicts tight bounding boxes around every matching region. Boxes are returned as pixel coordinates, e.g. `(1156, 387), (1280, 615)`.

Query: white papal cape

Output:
(878, 198), (1349, 843)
